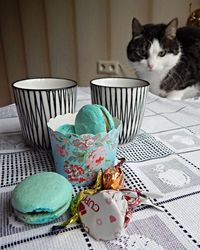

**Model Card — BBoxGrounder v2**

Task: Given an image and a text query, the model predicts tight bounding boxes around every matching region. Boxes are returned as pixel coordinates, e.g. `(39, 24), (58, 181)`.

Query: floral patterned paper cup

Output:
(47, 113), (121, 186)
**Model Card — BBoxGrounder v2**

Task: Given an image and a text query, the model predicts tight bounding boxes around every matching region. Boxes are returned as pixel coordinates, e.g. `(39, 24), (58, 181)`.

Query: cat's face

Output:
(127, 18), (181, 72)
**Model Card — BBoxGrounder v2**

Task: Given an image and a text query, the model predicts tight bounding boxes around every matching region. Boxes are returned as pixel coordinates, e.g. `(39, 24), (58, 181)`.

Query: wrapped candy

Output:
(102, 158), (125, 190)
(77, 190), (134, 240)
(52, 187), (164, 240)
(51, 158), (163, 240)
(51, 158), (125, 232)
(78, 189), (163, 240)
(78, 190), (127, 240)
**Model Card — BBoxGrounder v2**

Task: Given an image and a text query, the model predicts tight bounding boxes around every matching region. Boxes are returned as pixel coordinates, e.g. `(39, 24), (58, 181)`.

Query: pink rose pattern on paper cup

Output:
(48, 114), (121, 186)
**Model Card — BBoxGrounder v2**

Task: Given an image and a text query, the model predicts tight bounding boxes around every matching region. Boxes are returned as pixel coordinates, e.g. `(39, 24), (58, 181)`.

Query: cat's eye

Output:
(158, 50), (166, 57)
(136, 49), (146, 57)
(140, 49), (146, 56)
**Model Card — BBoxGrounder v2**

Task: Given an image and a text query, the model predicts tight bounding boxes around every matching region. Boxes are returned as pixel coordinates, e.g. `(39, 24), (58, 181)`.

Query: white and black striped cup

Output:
(90, 77), (149, 144)
(13, 78), (77, 149)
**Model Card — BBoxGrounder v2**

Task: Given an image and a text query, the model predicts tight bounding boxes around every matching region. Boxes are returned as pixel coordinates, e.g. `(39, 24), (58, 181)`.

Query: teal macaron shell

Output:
(75, 104), (115, 135)
(11, 172), (73, 224)
(14, 199), (71, 225)
(57, 124), (75, 135)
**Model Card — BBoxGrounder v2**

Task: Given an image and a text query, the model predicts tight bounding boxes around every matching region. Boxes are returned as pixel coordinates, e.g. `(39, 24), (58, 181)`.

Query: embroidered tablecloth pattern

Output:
(0, 88), (200, 249)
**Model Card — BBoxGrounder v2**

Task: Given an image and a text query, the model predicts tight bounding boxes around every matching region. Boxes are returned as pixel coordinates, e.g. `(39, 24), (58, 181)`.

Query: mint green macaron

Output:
(11, 172), (73, 224)
(57, 124), (75, 135)
(75, 104), (115, 135)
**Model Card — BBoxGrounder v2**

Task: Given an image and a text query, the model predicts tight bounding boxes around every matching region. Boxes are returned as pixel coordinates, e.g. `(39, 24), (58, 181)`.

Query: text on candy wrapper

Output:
(82, 196), (100, 212)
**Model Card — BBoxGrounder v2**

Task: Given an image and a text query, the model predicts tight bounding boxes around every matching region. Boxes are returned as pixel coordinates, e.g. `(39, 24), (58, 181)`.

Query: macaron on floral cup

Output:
(47, 113), (121, 186)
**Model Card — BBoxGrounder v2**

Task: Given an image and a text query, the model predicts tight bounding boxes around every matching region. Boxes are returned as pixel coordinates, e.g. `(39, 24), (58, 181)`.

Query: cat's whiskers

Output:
(169, 69), (184, 82)
(162, 64), (196, 91)
(165, 71), (179, 85)
(121, 62), (134, 70)
(120, 63), (137, 76)
(167, 73), (180, 85)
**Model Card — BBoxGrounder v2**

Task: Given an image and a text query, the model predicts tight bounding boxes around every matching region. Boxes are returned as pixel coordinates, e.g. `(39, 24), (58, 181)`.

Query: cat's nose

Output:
(147, 63), (154, 70)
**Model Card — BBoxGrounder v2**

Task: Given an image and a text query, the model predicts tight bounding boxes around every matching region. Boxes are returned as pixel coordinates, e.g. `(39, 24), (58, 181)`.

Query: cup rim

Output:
(12, 77), (77, 91)
(90, 76), (150, 88)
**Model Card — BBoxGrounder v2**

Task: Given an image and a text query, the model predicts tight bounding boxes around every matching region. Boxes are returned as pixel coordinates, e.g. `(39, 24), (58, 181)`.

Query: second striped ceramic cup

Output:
(90, 77), (149, 144)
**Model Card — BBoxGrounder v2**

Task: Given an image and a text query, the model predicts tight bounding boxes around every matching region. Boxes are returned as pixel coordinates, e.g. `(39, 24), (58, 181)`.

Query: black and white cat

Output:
(127, 18), (200, 100)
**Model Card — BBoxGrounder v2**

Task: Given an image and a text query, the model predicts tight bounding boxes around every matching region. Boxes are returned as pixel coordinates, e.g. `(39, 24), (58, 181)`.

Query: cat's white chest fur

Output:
(133, 65), (169, 96)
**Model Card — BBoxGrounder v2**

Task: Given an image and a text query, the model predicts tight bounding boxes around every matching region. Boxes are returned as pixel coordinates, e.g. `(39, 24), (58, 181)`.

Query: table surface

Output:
(1, 87), (200, 250)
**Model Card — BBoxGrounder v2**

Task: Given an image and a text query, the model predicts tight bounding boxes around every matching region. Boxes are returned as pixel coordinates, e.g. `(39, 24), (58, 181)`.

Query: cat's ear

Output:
(165, 18), (178, 40)
(132, 18), (143, 38)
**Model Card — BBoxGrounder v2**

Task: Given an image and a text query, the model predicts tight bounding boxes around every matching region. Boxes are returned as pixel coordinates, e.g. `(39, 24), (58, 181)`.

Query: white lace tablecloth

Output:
(1, 87), (200, 249)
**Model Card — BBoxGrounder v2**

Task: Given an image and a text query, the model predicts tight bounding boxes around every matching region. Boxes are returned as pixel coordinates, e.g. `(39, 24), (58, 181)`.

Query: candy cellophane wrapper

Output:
(51, 170), (103, 231)
(78, 189), (142, 241)
(47, 113), (121, 186)
(78, 190), (127, 240)
(103, 158), (125, 190)
(51, 173), (142, 239)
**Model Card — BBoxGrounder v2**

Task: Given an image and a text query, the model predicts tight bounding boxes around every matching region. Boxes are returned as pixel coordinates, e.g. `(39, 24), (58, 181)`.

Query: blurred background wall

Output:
(0, 0), (200, 107)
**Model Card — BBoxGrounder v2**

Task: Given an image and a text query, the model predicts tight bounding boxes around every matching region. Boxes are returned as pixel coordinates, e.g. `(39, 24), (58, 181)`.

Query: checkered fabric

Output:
(0, 89), (200, 249)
